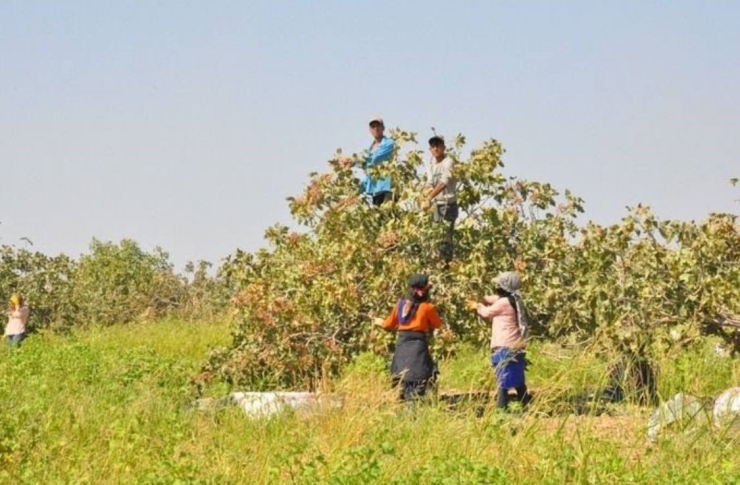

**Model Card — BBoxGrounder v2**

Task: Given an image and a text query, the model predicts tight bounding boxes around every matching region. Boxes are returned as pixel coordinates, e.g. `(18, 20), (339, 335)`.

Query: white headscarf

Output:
(494, 271), (529, 338)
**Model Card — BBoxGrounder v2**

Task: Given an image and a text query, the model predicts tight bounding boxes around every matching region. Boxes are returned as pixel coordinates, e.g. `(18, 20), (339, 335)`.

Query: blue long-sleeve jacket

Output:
(361, 137), (395, 195)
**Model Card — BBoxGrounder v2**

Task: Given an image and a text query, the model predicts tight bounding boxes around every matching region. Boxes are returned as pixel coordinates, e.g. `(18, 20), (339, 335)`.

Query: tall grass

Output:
(1, 322), (739, 484)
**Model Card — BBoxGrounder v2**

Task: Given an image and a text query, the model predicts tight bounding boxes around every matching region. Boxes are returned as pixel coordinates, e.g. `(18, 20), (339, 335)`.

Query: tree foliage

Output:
(72, 239), (186, 324)
(0, 239), (226, 330)
(0, 245), (77, 330)
(208, 130), (740, 391)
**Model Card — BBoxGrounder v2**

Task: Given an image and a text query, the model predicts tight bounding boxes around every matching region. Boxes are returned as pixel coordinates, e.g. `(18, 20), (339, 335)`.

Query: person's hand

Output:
(465, 299), (479, 311)
(373, 317), (385, 327)
(339, 156), (353, 169)
(420, 198), (432, 211)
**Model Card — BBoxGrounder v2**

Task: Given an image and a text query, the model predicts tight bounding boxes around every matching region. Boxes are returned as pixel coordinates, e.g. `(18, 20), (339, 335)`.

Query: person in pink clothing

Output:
(469, 272), (530, 410)
(5, 294), (29, 346)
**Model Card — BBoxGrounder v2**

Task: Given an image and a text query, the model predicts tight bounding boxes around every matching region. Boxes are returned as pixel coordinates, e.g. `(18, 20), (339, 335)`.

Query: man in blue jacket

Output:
(362, 116), (396, 206)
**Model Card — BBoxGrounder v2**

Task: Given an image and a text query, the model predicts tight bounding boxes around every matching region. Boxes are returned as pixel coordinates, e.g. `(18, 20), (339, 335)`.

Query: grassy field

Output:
(2, 320), (740, 484)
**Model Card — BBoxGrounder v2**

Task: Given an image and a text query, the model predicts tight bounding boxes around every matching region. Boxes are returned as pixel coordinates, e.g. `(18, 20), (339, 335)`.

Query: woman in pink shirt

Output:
(470, 272), (530, 410)
(5, 294), (29, 346)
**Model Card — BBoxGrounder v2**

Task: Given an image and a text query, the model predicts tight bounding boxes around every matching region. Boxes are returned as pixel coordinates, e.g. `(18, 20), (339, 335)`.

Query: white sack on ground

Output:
(647, 392), (704, 442)
(713, 387), (740, 431)
(231, 392), (342, 418)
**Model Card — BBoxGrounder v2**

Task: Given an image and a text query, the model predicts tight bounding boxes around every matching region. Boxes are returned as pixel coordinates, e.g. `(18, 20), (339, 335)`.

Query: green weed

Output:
(2, 320), (740, 484)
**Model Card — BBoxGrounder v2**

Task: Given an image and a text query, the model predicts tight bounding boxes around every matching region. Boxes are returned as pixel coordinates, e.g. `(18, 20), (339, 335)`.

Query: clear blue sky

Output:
(2, 1), (738, 268)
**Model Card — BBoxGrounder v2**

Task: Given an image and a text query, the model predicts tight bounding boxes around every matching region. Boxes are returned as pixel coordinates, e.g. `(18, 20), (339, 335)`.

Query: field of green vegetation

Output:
(2, 319), (740, 484)
(3, 133), (740, 483)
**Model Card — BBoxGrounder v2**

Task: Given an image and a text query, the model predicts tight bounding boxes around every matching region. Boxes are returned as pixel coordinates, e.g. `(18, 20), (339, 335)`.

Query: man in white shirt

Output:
(423, 135), (458, 264)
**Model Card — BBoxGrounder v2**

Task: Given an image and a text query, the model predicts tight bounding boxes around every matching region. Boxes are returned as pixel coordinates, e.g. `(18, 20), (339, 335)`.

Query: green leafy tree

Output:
(180, 260), (230, 320)
(209, 131), (740, 395)
(209, 131), (584, 389)
(73, 239), (187, 325)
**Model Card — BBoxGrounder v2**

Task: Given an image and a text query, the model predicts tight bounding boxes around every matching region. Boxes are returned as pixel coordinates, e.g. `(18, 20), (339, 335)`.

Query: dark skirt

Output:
(391, 331), (436, 383)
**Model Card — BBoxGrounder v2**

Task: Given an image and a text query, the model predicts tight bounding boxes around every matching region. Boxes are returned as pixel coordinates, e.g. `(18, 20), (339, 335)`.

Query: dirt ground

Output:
(439, 388), (653, 443)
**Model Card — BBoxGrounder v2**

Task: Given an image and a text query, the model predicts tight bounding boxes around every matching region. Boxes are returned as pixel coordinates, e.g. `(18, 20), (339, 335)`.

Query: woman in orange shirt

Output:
(375, 274), (442, 401)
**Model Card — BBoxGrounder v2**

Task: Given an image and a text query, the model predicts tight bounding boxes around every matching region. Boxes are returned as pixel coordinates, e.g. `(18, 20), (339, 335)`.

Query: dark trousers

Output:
(372, 191), (393, 206)
(6, 332), (26, 347)
(497, 385), (529, 410)
(434, 202), (458, 264)
(395, 379), (430, 401)
(392, 368), (439, 402)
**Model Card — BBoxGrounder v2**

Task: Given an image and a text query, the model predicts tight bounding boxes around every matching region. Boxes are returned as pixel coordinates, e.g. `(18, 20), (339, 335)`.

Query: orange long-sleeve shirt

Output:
(382, 300), (442, 333)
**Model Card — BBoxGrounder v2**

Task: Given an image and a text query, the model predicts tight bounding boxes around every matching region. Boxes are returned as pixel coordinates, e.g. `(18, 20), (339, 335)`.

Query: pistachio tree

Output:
(210, 131), (585, 389)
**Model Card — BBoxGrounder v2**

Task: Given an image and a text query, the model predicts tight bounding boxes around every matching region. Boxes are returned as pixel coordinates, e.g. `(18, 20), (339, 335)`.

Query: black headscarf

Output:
(398, 274), (431, 324)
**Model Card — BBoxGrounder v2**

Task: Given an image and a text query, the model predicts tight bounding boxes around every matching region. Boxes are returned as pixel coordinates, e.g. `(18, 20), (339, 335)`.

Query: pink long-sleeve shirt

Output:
(476, 296), (524, 350)
(5, 306), (29, 336)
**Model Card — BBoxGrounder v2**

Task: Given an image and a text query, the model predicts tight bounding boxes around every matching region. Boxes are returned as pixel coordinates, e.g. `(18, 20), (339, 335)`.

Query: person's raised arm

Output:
(476, 298), (504, 319)
(374, 303), (399, 331)
(482, 295), (499, 305)
(427, 182), (447, 201)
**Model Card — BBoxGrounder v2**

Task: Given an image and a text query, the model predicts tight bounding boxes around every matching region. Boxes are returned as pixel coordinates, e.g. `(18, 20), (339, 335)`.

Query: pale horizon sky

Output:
(1, 1), (738, 269)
